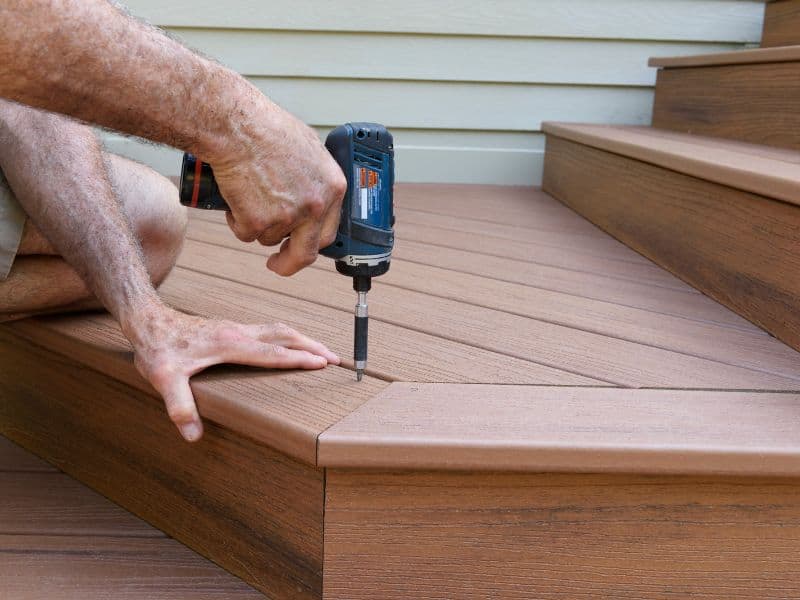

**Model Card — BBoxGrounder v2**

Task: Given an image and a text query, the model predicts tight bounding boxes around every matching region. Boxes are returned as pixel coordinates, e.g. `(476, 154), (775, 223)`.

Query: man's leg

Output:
(0, 153), (187, 319)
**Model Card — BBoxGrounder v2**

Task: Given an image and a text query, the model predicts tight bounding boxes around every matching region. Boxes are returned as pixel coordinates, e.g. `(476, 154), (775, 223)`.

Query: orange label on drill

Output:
(353, 165), (380, 222)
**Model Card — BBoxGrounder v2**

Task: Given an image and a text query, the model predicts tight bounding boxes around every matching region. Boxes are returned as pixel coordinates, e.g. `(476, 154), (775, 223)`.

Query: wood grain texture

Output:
(187, 208), (759, 332)
(762, 0), (800, 47)
(0, 435), (55, 471)
(6, 313), (385, 466)
(162, 264), (598, 386)
(324, 471), (800, 599)
(176, 239), (800, 390)
(0, 535), (263, 599)
(652, 61), (800, 151)
(542, 123), (800, 207)
(0, 328), (323, 599)
(320, 384), (800, 475)
(185, 219), (800, 380)
(542, 135), (800, 354)
(1, 473), (160, 537)
(649, 44), (800, 67)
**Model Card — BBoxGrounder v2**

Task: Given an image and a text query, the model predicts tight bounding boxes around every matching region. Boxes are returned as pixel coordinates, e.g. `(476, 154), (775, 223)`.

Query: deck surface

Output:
(0, 436), (263, 599)
(6, 183), (800, 595)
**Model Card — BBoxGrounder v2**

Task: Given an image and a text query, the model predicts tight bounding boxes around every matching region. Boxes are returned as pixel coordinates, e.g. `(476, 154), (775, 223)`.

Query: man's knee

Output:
(104, 153), (187, 285)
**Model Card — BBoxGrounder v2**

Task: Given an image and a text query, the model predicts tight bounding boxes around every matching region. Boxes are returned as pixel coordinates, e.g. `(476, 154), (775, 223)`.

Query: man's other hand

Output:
(128, 305), (340, 442)
(207, 96), (346, 277)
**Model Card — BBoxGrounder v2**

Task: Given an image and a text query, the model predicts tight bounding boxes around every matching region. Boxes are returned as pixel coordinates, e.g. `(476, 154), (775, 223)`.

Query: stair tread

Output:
(319, 383), (800, 476)
(649, 44), (800, 68)
(543, 122), (800, 206)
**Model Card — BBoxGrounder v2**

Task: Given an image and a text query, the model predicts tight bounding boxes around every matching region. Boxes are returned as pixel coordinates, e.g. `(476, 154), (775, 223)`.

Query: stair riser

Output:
(542, 135), (800, 352)
(762, 0), (800, 47)
(652, 61), (800, 151)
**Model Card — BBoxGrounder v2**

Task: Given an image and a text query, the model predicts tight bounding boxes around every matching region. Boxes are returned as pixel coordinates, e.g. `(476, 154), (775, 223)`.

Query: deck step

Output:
(542, 123), (800, 351)
(762, 0), (800, 47)
(649, 46), (800, 151)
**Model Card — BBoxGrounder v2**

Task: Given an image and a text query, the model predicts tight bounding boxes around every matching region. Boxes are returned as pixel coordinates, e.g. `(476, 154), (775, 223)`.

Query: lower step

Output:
(542, 123), (800, 352)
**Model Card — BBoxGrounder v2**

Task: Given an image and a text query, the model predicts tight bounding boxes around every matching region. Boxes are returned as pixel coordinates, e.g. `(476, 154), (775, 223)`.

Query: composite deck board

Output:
(543, 134), (800, 354)
(651, 60), (800, 151)
(320, 384), (800, 476)
(324, 471), (800, 599)
(395, 205), (655, 264)
(0, 438), (262, 599)
(161, 266), (596, 385)
(6, 314), (386, 465)
(188, 213), (756, 333)
(184, 222), (799, 378)
(543, 123), (800, 207)
(1, 535), (263, 599)
(0, 334), (321, 598)
(1, 472), (160, 537)
(0, 436), (55, 471)
(176, 238), (800, 389)
(762, 0), (800, 47)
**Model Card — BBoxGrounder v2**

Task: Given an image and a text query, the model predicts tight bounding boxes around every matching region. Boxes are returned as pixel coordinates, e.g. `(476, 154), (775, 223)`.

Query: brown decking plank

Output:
(324, 471), (800, 599)
(395, 205), (654, 264)
(0, 331), (322, 598)
(160, 265), (597, 386)
(396, 183), (600, 228)
(1, 472), (161, 537)
(397, 220), (691, 291)
(5, 314), (386, 466)
(0, 535), (263, 599)
(651, 61), (800, 151)
(762, 0), (800, 48)
(176, 240), (800, 389)
(320, 384), (800, 476)
(184, 219), (800, 379)
(543, 134), (800, 355)
(543, 123), (800, 206)
(649, 45), (800, 68)
(187, 216), (755, 332)
(0, 436), (56, 472)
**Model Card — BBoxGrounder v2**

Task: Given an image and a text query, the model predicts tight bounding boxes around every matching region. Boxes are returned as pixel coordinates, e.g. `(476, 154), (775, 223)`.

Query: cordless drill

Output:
(179, 123), (395, 382)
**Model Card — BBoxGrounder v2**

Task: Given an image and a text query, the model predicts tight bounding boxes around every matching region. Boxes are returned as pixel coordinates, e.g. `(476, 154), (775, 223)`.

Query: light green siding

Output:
(108, 0), (764, 184)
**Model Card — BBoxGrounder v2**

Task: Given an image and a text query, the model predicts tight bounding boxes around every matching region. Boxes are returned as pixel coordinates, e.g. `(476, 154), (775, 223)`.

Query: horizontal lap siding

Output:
(111, 0), (762, 184)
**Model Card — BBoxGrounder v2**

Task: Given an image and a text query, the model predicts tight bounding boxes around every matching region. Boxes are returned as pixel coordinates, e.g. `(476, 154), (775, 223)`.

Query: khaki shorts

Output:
(0, 170), (26, 281)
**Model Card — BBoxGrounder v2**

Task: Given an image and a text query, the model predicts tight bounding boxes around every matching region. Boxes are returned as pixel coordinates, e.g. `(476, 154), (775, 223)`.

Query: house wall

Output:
(107, 0), (764, 184)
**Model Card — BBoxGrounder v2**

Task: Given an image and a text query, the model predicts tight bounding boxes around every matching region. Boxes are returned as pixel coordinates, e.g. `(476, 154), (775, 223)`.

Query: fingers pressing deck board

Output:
(5, 316), (386, 465)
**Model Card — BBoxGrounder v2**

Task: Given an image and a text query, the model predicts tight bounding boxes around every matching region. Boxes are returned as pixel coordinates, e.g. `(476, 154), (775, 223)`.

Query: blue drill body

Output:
(178, 122), (395, 381)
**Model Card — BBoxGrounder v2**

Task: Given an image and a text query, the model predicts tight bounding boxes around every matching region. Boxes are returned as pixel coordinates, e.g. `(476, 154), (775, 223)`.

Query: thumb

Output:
(154, 374), (204, 442)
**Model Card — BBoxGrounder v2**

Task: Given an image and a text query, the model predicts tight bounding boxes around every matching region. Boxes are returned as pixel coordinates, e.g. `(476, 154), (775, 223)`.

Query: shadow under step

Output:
(542, 122), (800, 352)
(650, 45), (800, 151)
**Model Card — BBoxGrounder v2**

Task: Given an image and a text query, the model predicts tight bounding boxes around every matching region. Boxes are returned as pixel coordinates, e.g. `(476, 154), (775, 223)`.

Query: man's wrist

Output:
(119, 295), (172, 347)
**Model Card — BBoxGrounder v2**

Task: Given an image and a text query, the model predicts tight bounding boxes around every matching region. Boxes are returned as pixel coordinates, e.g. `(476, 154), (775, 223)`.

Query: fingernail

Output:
(328, 353), (341, 365)
(179, 422), (203, 442)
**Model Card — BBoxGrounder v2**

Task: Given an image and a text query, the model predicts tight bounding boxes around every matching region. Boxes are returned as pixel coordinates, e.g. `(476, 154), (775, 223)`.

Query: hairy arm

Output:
(0, 0), (345, 275)
(0, 100), (339, 441)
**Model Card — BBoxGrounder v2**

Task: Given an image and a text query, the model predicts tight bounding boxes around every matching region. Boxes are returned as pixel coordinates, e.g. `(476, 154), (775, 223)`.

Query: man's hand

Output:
(0, 0), (346, 277)
(128, 305), (340, 442)
(208, 99), (346, 276)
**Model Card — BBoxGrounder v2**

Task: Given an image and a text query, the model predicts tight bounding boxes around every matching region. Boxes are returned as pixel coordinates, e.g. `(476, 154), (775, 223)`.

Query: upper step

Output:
(762, 0), (800, 47)
(542, 122), (800, 207)
(649, 46), (800, 151)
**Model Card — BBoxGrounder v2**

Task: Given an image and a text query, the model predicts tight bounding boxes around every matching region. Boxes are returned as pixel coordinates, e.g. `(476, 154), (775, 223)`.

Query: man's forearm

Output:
(0, 101), (161, 327)
(0, 0), (262, 162)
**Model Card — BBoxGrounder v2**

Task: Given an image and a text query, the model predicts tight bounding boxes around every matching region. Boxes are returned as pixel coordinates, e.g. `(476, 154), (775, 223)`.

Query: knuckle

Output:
(320, 229), (337, 248)
(305, 194), (327, 220)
